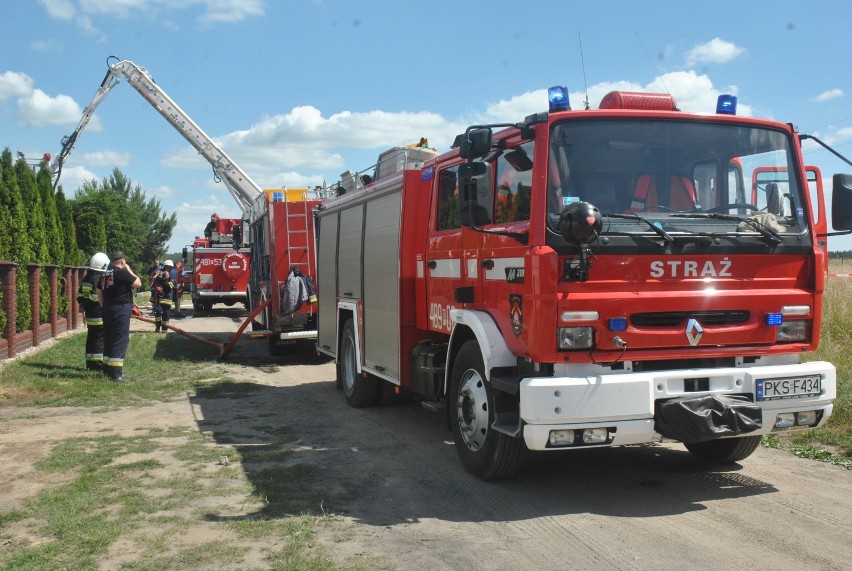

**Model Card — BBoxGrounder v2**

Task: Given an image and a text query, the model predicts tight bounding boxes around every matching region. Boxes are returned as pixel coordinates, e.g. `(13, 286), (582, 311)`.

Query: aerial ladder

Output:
(50, 56), (263, 214)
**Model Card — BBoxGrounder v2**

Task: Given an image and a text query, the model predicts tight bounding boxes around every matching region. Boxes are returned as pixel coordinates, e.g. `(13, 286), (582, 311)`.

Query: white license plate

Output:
(756, 376), (822, 400)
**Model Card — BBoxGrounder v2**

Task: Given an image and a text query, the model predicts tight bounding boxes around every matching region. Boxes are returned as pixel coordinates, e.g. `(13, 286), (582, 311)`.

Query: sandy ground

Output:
(2, 307), (851, 570)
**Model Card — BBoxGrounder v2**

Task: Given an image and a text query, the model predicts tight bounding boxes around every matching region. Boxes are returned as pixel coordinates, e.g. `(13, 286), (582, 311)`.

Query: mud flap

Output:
(655, 394), (762, 444)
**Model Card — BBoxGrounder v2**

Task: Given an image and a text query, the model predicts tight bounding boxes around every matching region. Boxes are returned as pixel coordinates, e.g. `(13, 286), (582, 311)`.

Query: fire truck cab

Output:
(316, 89), (852, 480)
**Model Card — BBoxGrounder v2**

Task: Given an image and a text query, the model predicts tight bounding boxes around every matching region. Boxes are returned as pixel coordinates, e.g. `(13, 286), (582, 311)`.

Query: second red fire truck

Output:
(316, 87), (852, 480)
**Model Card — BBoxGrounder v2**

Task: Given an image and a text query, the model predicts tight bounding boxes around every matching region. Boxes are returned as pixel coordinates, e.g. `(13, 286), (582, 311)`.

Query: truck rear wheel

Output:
(449, 340), (522, 480)
(684, 435), (761, 463)
(338, 319), (377, 407)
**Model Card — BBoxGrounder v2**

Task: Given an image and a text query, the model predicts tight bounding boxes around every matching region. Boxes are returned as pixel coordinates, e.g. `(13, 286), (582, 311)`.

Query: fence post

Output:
(46, 265), (58, 337)
(1, 262), (19, 359)
(28, 263), (41, 347)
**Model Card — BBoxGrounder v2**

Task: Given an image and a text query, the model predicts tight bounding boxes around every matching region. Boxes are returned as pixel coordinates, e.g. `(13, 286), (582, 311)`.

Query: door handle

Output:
(480, 259), (494, 270)
(426, 260), (437, 269)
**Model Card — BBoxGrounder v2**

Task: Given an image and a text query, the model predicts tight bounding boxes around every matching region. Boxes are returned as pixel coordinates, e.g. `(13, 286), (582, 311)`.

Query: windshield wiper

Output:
(603, 213), (674, 246)
(671, 212), (782, 245)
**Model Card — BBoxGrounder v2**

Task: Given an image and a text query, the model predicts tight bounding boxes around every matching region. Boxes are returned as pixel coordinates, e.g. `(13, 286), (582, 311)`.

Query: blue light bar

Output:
(766, 313), (783, 326)
(716, 94), (738, 115)
(608, 317), (628, 331)
(548, 85), (571, 112)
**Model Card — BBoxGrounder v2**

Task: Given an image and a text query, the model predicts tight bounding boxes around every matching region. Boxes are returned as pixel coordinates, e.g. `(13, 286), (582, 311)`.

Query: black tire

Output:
(337, 319), (378, 407)
(449, 340), (522, 480)
(684, 435), (761, 463)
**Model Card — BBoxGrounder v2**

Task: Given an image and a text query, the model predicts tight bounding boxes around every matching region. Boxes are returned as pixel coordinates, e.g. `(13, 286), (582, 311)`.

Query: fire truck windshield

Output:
(546, 119), (807, 247)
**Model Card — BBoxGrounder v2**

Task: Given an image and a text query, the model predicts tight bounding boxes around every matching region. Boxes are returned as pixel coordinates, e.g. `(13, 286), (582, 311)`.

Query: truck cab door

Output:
(424, 164), (482, 334)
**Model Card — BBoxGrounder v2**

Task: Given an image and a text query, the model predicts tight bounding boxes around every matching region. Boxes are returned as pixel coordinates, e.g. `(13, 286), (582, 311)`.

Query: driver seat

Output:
(629, 174), (696, 212)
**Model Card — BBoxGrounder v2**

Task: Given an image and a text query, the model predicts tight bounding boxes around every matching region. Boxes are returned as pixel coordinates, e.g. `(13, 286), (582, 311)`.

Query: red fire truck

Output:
(182, 216), (250, 313)
(316, 88), (852, 480)
(247, 188), (323, 354)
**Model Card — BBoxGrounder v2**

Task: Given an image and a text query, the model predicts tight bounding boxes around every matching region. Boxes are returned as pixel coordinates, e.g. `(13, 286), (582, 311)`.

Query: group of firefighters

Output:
(76, 252), (178, 382)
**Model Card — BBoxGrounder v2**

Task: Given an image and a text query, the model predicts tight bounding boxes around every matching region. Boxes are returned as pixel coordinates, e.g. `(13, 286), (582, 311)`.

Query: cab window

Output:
(436, 166), (461, 231)
(495, 141), (534, 223)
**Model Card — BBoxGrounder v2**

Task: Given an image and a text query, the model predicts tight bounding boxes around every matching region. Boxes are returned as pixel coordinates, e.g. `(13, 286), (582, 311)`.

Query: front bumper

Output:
(519, 360), (836, 451)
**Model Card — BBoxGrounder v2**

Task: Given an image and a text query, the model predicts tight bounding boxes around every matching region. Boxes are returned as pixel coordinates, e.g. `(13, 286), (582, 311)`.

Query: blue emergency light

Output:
(548, 86), (571, 112)
(716, 94), (738, 115)
(765, 313), (783, 326)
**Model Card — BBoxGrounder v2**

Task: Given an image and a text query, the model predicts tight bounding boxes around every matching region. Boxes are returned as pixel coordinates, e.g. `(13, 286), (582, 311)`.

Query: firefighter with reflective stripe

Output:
(153, 260), (177, 333)
(77, 252), (109, 370)
(97, 251), (141, 382)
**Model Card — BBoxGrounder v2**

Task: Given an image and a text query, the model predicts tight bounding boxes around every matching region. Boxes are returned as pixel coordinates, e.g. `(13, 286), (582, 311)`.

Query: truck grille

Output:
(633, 357), (737, 372)
(631, 310), (749, 327)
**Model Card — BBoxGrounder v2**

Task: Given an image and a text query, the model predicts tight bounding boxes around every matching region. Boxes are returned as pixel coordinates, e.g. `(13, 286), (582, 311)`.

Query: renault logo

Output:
(685, 318), (704, 346)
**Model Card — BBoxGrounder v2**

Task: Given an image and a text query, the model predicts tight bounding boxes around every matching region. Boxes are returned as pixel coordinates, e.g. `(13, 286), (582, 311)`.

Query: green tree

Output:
(71, 168), (176, 270)
(76, 210), (107, 255)
(37, 162), (63, 265)
(55, 187), (81, 266)
(16, 158), (53, 322)
(0, 149), (33, 332)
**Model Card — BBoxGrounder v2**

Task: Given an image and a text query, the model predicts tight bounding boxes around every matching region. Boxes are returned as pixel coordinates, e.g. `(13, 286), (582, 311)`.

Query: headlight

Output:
(557, 327), (594, 350)
(777, 320), (808, 343)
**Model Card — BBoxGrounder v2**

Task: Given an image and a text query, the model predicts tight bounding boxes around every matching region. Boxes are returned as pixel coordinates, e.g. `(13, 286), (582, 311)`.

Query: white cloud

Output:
(196, 0), (264, 24)
(80, 149), (132, 167)
(16, 89), (95, 127)
(685, 37), (746, 66)
(0, 71), (35, 100)
(30, 38), (64, 53)
(162, 105), (455, 184)
(55, 164), (99, 191)
(79, 0), (148, 17)
(38, 0), (76, 20)
(813, 89), (844, 103)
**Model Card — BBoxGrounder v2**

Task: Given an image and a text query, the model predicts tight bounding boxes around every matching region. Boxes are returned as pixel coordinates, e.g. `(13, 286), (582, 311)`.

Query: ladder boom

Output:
(52, 57), (263, 214)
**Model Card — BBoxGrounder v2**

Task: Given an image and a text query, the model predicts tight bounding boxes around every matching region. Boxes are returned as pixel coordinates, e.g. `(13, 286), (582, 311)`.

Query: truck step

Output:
(492, 412), (521, 437)
(421, 401), (445, 413)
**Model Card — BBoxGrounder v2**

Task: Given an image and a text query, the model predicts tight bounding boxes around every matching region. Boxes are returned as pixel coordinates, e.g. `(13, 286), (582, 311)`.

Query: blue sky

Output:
(2, 0), (852, 252)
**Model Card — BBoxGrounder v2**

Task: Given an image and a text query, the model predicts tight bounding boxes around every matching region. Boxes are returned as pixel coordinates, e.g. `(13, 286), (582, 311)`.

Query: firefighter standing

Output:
(97, 251), (141, 382)
(77, 252), (110, 371)
(153, 260), (178, 333)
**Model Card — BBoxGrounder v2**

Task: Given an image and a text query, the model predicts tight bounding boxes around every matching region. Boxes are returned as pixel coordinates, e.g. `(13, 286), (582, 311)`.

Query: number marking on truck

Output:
(429, 302), (456, 333)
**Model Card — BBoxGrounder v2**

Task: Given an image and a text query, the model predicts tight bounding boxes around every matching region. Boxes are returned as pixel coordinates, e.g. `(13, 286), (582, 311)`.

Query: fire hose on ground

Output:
(130, 298), (272, 360)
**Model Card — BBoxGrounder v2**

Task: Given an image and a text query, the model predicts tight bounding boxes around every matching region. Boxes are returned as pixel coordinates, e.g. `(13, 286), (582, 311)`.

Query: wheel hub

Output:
(456, 369), (488, 451)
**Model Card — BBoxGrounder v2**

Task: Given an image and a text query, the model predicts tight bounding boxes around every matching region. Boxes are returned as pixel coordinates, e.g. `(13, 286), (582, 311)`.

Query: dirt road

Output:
(2, 308), (851, 569)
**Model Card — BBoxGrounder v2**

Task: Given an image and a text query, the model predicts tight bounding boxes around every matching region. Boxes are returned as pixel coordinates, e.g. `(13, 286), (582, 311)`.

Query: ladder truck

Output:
(316, 87), (852, 480)
(54, 57), (321, 346)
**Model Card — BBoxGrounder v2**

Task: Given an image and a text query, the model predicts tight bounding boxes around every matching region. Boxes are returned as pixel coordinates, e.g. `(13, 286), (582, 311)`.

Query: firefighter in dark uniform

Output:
(77, 252), (110, 370)
(153, 260), (177, 333)
(97, 251), (141, 382)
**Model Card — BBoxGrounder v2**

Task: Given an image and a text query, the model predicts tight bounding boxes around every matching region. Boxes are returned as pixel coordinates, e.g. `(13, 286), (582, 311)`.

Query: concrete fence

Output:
(0, 261), (87, 360)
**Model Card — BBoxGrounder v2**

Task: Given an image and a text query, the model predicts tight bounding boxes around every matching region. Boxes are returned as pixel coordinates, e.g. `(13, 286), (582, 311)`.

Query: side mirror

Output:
(459, 127), (492, 160)
(181, 247), (188, 262)
(832, 174), (852, 230)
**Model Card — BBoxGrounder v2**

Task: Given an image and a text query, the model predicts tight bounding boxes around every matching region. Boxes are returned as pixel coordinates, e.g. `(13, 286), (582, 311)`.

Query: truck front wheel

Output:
(684, 435), (761, 463)
(449, 340), (522, 480)
(338, 319), (377, 407)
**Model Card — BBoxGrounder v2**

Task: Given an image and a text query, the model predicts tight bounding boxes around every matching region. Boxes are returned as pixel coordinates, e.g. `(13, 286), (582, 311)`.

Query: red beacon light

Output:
(599, 91), (679, 111)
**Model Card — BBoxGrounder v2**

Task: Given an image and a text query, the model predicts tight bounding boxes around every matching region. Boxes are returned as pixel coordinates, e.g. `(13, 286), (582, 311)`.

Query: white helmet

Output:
(163, 259), (174, 268)
(90, 252), (110, 271)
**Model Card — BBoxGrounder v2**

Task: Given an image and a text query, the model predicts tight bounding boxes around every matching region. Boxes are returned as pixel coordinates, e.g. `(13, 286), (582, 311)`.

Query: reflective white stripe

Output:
(484, 257), (525, 281)
(429, 258), (461, 278)
(416, 260), (424, 278)
(199, 274), (213, 285)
